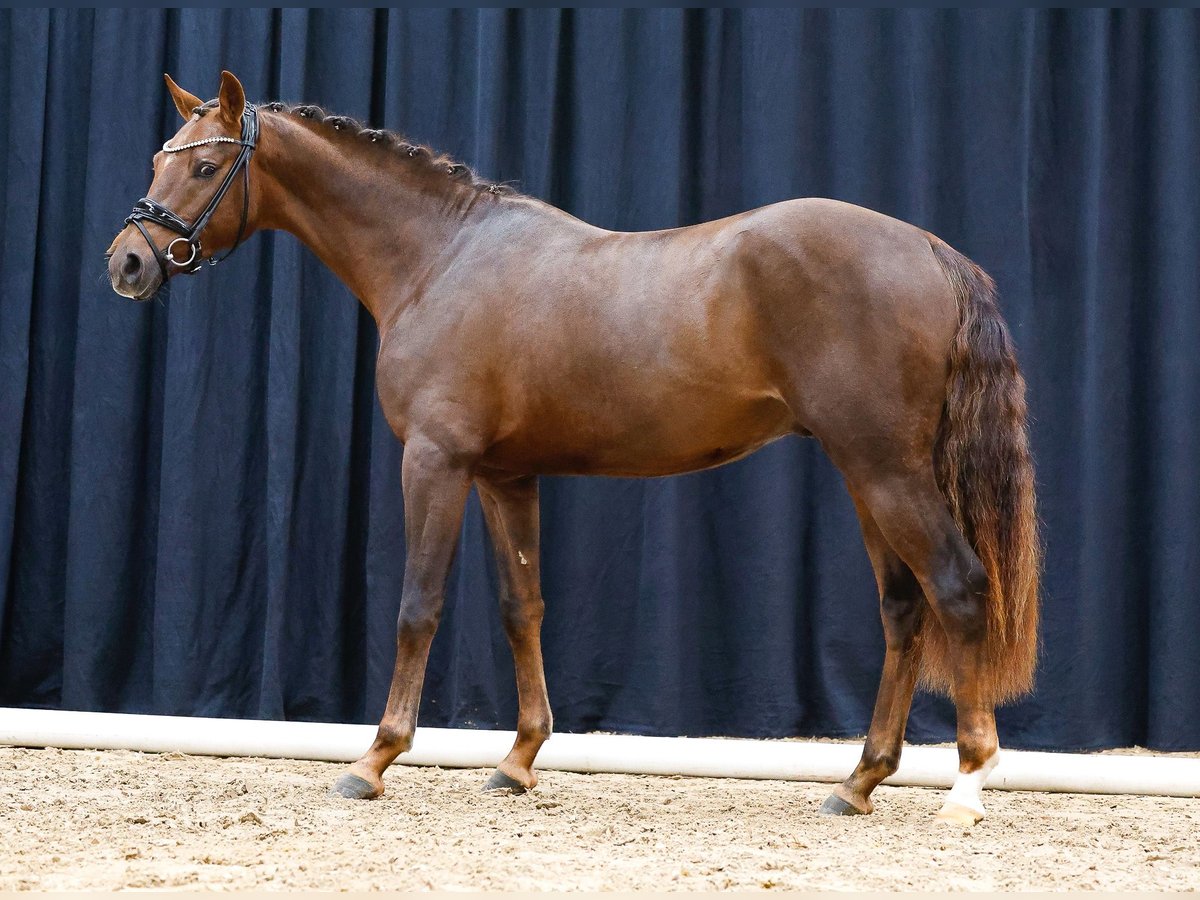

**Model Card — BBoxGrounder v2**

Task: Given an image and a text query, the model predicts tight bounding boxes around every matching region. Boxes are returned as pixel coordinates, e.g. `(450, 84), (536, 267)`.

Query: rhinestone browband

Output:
(162, 135), (251, 153)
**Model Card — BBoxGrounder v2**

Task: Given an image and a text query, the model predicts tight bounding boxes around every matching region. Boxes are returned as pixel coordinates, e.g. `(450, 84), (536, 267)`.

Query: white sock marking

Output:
(945, 749), (1000, 815)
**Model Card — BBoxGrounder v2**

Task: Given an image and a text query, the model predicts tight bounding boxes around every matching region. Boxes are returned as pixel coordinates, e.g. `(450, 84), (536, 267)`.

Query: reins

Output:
(125, 103), (259, 283)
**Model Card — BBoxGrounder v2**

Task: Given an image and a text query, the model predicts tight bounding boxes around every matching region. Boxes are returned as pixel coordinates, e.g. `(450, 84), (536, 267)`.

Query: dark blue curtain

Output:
(2, 9), (1197, 751)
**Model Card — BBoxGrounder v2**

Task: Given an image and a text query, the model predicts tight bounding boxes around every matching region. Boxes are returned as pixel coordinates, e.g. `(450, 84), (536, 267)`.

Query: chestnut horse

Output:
(108, 72), (1039, 825)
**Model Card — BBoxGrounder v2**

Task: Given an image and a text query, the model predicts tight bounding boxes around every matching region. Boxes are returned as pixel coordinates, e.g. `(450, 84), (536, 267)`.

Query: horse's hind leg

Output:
(330, 437), (474, 800)
(843, 466), (1000, 824)
(819, 494), (926, 816)
(476, 475), (552, 793)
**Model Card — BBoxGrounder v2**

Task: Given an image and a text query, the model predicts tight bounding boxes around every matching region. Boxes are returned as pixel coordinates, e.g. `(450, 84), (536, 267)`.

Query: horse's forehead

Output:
(167, 107), (237, 146)
(155, 111), (230, 174)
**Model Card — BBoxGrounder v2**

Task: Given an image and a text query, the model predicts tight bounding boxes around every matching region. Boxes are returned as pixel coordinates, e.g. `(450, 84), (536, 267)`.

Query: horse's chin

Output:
(110, 274), (163, 302)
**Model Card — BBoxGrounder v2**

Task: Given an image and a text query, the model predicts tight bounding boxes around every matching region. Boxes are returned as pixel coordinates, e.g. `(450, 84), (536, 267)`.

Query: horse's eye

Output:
(196, 162), (217, 179)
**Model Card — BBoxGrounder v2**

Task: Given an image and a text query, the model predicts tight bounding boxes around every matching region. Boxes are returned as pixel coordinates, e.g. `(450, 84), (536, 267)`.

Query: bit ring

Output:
(165, 237), (199, 267)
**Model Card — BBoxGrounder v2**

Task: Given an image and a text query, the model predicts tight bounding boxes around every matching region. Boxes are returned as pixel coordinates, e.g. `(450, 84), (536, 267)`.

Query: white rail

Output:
(2, 707), (1197, 797)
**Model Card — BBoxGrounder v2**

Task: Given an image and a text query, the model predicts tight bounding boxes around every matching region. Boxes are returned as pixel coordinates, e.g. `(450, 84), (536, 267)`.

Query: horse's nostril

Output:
(121, 253), (143, 285)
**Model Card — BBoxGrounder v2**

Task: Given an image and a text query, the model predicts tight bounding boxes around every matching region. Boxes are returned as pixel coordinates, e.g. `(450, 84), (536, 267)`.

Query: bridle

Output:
(125, 102), (259, 283)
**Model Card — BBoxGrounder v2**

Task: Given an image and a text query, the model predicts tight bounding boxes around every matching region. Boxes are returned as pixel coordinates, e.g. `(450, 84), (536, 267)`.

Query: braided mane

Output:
(195, 99), (518, 197)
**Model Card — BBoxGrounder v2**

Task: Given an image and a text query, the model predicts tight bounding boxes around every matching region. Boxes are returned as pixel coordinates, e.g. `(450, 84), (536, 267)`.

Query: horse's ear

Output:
(164, 73), (202, 122)
(217, 70), (246, 126)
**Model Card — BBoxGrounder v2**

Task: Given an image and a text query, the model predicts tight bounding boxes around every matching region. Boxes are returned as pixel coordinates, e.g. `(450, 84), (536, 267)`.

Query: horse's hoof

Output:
(934, 801), (983, 826)
(819, 793), (868, 816)
(328, 772), (382, 800)
(482, 768), (528, 794)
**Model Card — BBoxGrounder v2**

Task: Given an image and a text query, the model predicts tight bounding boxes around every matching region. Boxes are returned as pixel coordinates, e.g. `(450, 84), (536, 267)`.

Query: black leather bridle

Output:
(125, 102), (259, 283)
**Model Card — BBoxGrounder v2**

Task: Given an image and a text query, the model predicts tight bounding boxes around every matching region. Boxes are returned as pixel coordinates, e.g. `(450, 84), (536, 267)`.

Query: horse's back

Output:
(592, 196), (958, 358)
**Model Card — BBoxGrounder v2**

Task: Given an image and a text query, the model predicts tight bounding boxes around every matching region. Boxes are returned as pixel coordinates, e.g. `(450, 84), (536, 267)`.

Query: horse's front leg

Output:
(330, 437), (473, 799)
(476, 475), (552, 793)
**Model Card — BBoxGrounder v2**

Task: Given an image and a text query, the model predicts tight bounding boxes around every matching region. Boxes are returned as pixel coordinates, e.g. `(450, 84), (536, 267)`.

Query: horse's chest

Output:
(372, 317), (485, 439)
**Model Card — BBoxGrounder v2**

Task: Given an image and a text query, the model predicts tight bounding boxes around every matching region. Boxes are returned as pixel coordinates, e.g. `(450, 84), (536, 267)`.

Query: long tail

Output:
(923, 237), (1041, 705)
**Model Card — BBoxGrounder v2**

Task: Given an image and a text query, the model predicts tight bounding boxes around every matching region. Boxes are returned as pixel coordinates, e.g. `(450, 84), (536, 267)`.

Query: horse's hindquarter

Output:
(378, 198), (957, 477)
(730, 199), (959, 463)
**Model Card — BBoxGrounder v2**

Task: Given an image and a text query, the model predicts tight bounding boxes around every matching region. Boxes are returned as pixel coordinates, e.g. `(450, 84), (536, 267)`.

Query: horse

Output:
(107, 71), (1040, 826)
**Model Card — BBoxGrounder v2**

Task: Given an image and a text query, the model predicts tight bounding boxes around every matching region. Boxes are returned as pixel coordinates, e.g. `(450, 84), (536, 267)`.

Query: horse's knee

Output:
(499, 593), (544, 637)
(397, 596), (442, 640)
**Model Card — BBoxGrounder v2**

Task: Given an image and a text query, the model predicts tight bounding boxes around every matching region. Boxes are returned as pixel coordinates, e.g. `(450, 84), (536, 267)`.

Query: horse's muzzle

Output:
(108, 247), (162, 301)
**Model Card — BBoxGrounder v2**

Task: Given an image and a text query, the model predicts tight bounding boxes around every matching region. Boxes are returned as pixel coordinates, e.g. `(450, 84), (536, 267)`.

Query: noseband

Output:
(125, 103), (259, 283)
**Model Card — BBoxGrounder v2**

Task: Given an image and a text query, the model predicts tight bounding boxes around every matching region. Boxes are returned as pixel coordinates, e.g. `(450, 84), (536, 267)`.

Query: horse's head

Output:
(107, 70), (259, 300)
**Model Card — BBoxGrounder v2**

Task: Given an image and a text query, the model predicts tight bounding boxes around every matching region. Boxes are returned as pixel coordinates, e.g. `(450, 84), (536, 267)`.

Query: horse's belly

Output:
(481, 388), (795, 477)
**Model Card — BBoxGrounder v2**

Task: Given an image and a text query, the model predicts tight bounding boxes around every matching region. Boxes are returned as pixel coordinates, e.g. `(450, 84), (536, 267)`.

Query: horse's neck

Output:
(254, 113), (480, 323)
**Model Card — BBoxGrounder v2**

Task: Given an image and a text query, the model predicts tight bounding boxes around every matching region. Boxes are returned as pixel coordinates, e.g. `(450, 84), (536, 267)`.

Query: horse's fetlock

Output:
(865, 749), (900, 777)
(375, 725), (413, 753)
(524, 715), (552, 742)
